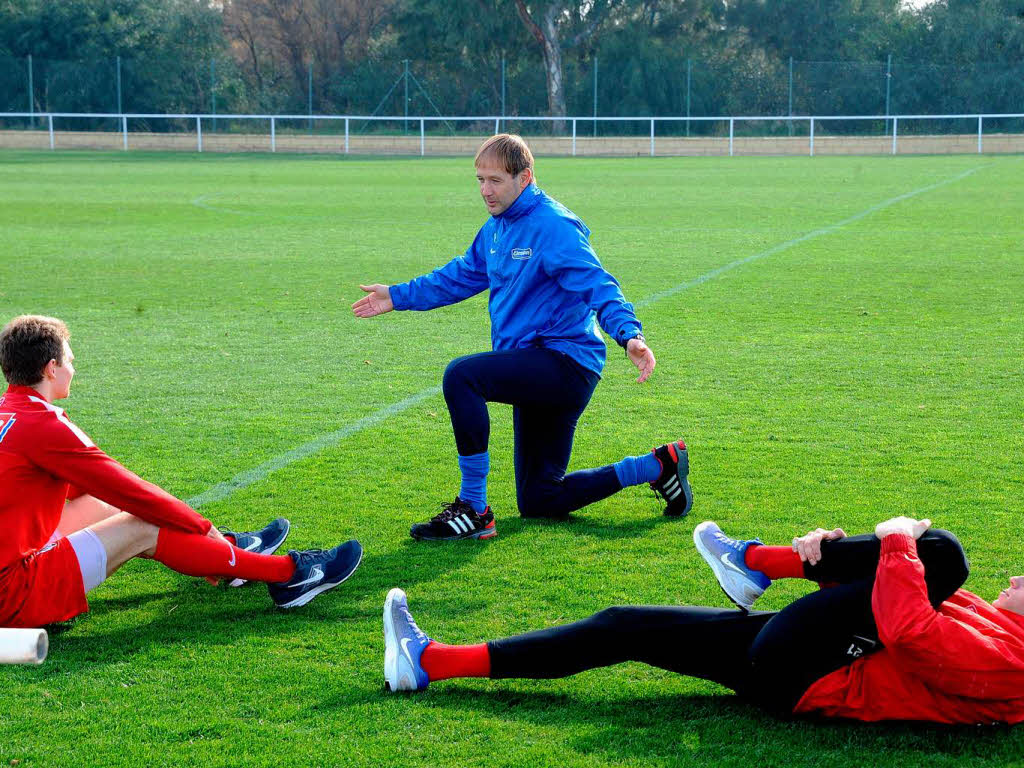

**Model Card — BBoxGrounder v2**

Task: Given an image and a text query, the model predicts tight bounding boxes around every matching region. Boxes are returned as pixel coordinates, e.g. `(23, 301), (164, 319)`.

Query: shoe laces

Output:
(400, 605), (429, 644)
(711, 530), (746, 553)
(293, 548), (328, 565)
(430, 499), (475, 524)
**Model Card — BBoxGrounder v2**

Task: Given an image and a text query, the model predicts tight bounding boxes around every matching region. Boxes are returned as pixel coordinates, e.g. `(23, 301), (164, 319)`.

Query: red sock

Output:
(154, 529), (295, 583)
(744, 544), (805, 580)
(420, 641), (491, 681)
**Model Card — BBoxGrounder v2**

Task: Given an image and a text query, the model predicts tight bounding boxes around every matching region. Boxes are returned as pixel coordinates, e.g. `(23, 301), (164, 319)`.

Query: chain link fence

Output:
(2, 54), (1023, 137)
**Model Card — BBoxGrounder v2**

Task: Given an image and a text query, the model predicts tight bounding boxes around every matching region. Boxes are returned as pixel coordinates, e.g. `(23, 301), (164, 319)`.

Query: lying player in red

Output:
(384, 515), (1024, 725)
(0, 315), (362, 628)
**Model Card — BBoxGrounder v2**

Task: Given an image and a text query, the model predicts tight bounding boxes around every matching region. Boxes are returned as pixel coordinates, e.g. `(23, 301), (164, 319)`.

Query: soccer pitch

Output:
(1, 150), (1023, 767)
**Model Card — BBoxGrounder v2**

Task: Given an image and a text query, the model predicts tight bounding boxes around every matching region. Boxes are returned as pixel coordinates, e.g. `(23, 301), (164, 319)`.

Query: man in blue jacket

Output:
(353, 134), (691, 541)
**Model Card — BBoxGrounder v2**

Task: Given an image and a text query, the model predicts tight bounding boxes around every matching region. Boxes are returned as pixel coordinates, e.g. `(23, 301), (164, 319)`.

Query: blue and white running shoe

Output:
(219, 517), (291, 588)
(383, 588), (430, 692)
(693, 521), (771, 611)
(267, 540), (363, 609)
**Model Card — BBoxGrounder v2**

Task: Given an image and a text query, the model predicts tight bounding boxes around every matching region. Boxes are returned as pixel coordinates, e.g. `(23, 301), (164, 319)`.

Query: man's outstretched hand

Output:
(352, 284), (394, 318)
(627, 337), (656, 383)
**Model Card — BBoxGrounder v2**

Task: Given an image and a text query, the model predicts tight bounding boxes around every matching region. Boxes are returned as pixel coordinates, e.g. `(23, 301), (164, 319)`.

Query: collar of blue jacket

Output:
(492, 182), (543, 222)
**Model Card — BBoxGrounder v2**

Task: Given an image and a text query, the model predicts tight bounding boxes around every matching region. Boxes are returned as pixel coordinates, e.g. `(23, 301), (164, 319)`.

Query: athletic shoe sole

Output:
(658, 441), (693, 517)
(229, 518), (292, 588)
(383, 588), (413, 692)
(274, 543), (363, 610)
(409, 525), (497, 542)
(693, 521), (759, 612)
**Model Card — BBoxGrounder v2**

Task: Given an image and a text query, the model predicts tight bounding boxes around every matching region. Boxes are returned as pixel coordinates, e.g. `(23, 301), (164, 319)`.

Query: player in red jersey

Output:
(384, 515), (1024, 725)
(0, 315), (362, 628)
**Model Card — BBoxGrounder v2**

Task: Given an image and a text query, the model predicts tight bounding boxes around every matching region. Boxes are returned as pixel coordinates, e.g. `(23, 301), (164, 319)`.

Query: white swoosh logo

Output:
(290, 564), (324, 588)
(244, 536), (262, 552)
(227, 544), (237, 567)
(400, 637), (417, 667)
(720, 552), (745, 575)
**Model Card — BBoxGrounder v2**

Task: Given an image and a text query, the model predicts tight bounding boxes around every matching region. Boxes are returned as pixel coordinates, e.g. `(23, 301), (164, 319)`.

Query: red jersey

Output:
(795, 534), (1024, 724)
(0, 384), (211, 571)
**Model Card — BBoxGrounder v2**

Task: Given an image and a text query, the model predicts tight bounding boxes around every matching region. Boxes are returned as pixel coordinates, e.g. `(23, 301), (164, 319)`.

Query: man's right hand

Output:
(792, 526), (847, 565)
(352, 284), (394, 318)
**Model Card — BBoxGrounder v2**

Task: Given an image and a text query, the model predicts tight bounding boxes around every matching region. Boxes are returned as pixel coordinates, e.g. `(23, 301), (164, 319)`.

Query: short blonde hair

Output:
(474, 134), (534, 176)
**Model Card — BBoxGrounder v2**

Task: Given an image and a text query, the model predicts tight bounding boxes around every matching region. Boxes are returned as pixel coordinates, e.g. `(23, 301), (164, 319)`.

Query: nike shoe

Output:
(409, 498), (497, 541)
(651, 439), (693, 517)
(267, 540), (363, 609)
(219, 517), (291, 588)
(693, 521), (771, 611)
(383, 588), (430, 692)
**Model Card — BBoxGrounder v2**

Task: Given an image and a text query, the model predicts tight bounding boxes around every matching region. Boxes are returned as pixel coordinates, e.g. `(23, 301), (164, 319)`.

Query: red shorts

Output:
(0, 537), (88, 627)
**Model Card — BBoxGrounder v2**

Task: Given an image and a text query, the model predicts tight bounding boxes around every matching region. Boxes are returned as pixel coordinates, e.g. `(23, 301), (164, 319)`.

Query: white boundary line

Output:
(187, 163), (986, 509)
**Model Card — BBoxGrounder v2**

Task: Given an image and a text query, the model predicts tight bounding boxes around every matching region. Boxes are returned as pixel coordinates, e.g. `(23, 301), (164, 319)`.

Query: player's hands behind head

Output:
(874, 516), (932, 541)
(352, 284), (394, 318)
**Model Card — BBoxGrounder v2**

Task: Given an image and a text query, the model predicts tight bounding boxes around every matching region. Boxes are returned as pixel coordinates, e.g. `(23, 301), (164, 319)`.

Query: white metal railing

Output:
(2, 112), (1022, 156)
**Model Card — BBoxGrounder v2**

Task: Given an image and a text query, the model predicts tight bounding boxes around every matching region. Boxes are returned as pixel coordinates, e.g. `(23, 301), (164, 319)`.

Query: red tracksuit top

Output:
(0, 384), (211, 571)
(794, 533), (1024, 724)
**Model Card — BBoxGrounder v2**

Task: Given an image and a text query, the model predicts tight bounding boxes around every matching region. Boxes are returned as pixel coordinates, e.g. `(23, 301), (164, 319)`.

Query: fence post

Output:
(977, 115), (983, 154)
(345, 117), (349, 154)
(729, 118), (734, 156)
(809, 117), (814, 156)
(686, 59), (691, 137)
(494, 117), (499, 134)
(572, 118), (576, 156)
(197, 115), (202, 152)
(420, 118), (425, 156)
(788, 57), (794, 137)
(891, 116), (898, 155)
(27, 55), (33, 118)
(48, 114), (54, 150)
(650, 118), (655, 157)
(271, 116), (276, 152)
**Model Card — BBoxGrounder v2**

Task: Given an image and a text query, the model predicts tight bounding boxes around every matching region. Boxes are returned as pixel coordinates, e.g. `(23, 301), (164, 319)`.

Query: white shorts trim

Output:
(68, 528), (108, 593)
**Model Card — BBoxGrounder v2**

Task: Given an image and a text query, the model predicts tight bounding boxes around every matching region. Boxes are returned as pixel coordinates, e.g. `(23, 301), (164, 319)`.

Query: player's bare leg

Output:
(57, 494), (122, 538)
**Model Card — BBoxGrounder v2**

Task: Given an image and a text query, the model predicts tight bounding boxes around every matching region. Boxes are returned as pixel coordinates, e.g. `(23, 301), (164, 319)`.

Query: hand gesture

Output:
(626, 337), (656, 383)
(792, 527), (847, 565)
(352, 284), (394, 318)
(874, 516), (932, 540)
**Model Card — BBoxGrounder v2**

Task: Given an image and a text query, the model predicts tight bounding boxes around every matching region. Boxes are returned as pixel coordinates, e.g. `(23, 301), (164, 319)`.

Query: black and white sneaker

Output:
(267, 540), (363, 609)
(409, 498), (497, 541)
(219, 517), (291, 587)
(651, 439), (693, 517)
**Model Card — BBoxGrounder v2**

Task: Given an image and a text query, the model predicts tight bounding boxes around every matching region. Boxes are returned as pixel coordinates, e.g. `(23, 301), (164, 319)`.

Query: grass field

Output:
(1, 149), (1023, 768)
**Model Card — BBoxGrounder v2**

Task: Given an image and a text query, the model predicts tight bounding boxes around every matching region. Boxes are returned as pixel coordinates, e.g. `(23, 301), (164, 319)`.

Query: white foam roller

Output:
(0, 628), (48, 665)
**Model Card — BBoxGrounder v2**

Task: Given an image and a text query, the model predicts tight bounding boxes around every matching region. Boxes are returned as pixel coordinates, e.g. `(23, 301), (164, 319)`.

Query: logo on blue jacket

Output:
(511, 248), (532, 260)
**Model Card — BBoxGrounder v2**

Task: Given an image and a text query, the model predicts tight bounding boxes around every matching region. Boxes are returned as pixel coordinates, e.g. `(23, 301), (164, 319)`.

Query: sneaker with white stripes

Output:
(409, 498), (497, 541)
(651, 439), (693, 517)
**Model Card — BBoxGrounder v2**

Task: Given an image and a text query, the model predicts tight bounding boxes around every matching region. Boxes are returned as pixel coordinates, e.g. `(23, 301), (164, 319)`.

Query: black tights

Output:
(488, 530), (969, 713)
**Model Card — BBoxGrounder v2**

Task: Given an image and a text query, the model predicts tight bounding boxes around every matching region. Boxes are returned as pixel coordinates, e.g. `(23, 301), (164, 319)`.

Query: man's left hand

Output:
(627, 338), (656, 383)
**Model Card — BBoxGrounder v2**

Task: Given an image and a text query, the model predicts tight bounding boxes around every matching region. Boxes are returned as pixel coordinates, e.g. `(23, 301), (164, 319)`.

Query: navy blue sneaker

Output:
(383, 588), (430, 692)
(651, 440), (693, 517)
(267, 540), (363, 609)
(693, 521), (771, 611)
(219, 517), (291, 588)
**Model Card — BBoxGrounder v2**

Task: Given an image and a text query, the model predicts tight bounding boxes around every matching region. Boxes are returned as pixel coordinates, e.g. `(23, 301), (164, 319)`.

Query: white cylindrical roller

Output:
(0, 628), (48, 665)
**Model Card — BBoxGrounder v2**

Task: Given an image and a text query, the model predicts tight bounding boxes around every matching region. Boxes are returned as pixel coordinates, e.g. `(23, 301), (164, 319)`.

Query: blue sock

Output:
(612, 452), (662, 488)
(458, 451), (490, 514)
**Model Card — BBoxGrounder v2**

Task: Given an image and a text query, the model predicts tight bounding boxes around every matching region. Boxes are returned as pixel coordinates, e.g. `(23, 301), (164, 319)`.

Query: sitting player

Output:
(383, 515), (1024, 724)
(0, 315), (362, 629)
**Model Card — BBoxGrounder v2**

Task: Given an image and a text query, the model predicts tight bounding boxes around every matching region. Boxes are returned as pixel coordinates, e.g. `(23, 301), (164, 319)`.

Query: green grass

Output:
(1, 150), (1023, 767)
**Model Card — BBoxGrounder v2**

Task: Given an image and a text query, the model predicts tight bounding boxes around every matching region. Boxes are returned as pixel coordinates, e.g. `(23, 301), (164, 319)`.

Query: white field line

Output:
(187, 164), (986, 509)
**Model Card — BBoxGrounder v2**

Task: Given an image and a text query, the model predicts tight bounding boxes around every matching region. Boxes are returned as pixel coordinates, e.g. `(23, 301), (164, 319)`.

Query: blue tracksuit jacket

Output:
(388, 183), (642, 376)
